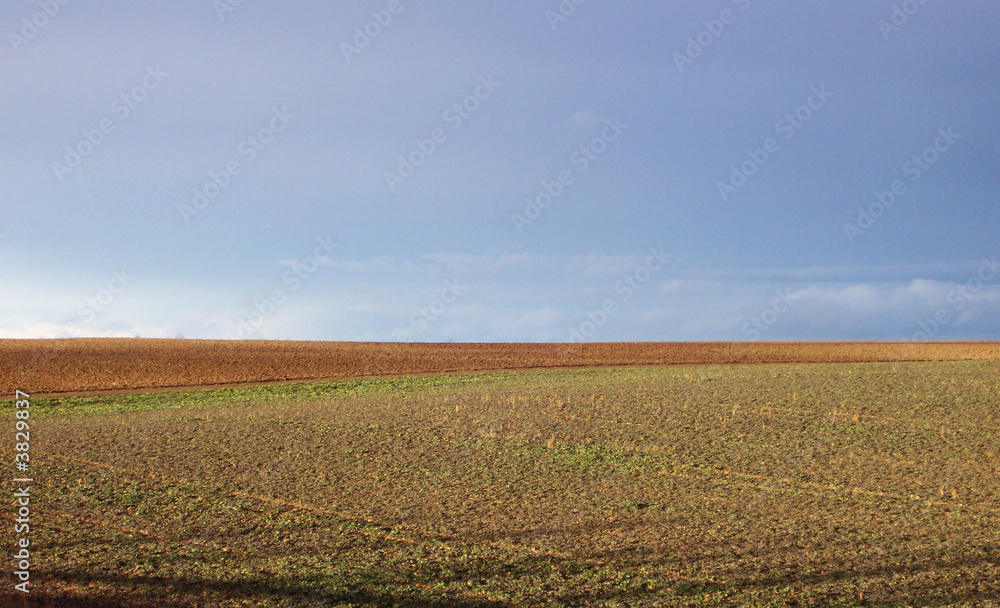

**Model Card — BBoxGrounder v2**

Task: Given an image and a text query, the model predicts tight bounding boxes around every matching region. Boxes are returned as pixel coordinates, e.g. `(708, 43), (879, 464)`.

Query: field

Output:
(5, 347), (1000, 606)
(5, 339), (1000, 395)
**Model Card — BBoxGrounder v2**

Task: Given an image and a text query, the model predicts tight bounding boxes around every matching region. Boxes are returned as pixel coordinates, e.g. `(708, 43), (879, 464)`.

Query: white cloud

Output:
(2, 256), (998, 342)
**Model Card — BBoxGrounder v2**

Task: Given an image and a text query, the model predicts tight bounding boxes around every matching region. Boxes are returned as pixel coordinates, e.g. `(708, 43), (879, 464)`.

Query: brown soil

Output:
(2, 339), (999, 397)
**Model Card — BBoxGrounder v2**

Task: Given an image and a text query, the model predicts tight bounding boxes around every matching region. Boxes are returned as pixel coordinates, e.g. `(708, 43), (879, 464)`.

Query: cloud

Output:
(2, 253), (999, 342)
(568, 253), (656, 278)
(277, 257), (335, 268)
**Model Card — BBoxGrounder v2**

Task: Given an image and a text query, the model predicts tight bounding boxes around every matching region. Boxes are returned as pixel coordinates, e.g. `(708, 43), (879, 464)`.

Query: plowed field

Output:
(3, 339), (1000, 395)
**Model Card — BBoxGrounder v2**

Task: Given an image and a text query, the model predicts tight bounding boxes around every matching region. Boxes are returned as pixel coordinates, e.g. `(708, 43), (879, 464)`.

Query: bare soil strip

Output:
(4, 338), (999, 396)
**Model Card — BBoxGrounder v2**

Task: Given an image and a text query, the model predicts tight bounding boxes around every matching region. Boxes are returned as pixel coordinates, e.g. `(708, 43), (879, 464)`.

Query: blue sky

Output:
(2, 0), (998, 342)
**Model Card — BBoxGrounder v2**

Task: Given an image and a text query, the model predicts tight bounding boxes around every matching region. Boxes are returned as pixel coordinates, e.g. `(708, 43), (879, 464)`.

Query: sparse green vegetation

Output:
(18, 361), (1000, 606)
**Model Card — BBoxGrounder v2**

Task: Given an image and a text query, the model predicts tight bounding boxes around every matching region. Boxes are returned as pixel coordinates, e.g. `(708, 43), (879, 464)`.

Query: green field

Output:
(15, 361), (1000, 607)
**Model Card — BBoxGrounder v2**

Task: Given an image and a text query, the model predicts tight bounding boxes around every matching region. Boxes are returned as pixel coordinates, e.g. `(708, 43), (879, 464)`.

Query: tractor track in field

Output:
(44, 455), (724, 587)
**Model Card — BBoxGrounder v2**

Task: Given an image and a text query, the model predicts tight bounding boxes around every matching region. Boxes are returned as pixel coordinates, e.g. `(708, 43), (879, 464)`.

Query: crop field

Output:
(5, 339), (1000, 396)
(7, 359), (1000, 607)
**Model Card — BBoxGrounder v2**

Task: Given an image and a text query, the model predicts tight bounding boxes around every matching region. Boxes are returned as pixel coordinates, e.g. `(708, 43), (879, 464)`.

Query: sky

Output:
(1, 0), (998, 342)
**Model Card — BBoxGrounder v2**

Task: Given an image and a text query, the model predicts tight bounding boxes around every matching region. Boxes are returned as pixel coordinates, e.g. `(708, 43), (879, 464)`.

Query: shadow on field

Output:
(19, 515), (999, 607)
(585, 536), (1000, 606)
(475, 519), (1000, 607)
(15, 546), (1000, 608)
(15, 569), (517, 608)
(735, 542), (1000, 607)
